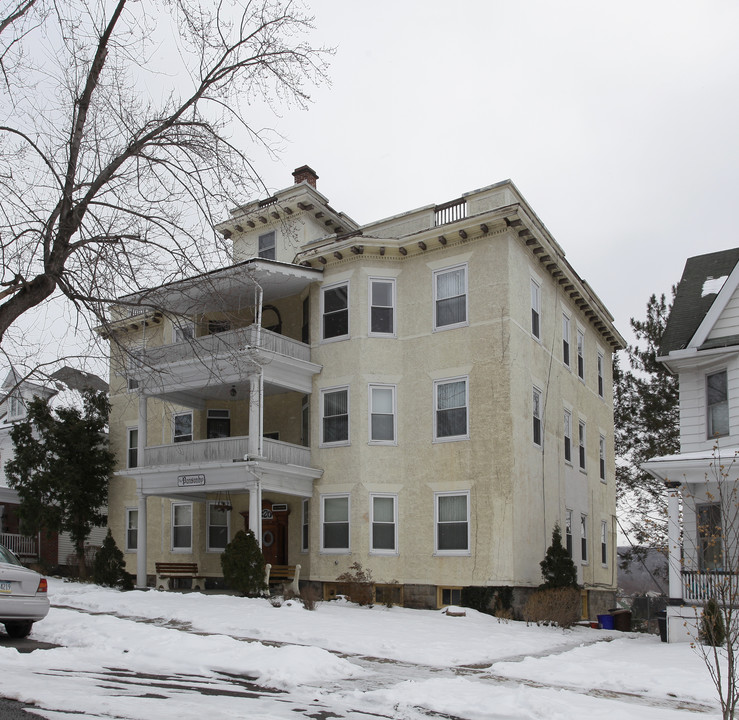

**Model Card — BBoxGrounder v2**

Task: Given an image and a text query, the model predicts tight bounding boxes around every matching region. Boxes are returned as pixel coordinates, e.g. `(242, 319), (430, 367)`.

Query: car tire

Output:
(4, 621), (33, 639)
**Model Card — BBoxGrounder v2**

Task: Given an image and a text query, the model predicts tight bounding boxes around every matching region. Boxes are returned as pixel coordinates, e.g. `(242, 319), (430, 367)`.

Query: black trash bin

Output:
(657, 610), (667, 642)
(609, 608), (632, 632)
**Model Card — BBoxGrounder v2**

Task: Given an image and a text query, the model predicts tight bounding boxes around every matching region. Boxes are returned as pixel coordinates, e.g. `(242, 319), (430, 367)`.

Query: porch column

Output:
(666, 480), (682, 602)
(247, 474), (262, 548)
(137, 394), (147, 464)
(136, 493), (148, 589)
(247, 371), (263, 459)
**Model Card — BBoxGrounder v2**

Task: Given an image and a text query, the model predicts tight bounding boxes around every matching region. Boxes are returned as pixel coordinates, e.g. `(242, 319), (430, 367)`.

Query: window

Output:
(564, 410), (572, 463)
(578, 420), (586, 471)
(125, 508), (138, 552)
(580, 514), (588, 563)
(369, 278), (396, 336)
(301, 395), (310, 447)
(207, 409), (230, 439)
(597, 351), (604, 398)
(208, 319), (230, 334)
(258, 231), (276, 260)
(321, 387), (349, 445)
(322, 282), (349, 341)
(438, 587), (462, 607)
(531, 279), (541, 339)
(369, 384), (396, 444)
(172, 502), (192, 551)
(565, 509), (573, 558)
(301, 498), (309, 552)
(321, 494), (350, 552)
(707, 370), (729, 438)
(127, 427), (138, 469)
(434, 265), (467, 330)
(698, 503), (722, 571)
(562, 314), (571, 367)
(435, 491), (470, 554)
(173, 321), (194, 343)
(577, 329), (585, 380)
(434, 377), (468, 441)
(302, 296), (310, 344)
(7, 393), (24, 420)
(601, 521), (608, 566)
(127, 344), (143, 391)
(206, 502), (229, 551)
(371, 494), (397, 554)
(599, 435), (606, 481)
(532, 387), (542, 446)
(173, 412), (193, 443)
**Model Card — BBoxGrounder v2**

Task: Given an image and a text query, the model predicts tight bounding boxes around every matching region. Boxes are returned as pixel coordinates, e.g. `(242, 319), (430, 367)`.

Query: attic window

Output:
(7, 394), (24, 419)
(259, 231), (275, 260)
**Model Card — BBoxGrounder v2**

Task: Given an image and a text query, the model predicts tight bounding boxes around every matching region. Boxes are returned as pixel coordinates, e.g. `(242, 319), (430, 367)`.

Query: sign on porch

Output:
(177, 474), (206, 487)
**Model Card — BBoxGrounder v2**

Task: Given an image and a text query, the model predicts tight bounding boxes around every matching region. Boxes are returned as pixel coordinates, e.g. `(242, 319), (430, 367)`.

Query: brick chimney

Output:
(292, 165), (319, 188)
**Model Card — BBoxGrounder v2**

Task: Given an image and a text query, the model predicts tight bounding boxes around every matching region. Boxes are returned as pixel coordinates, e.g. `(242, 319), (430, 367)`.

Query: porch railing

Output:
(143, 435), (311, 469)
(0, 533), (37, 558)
(683, 570), (739, 602)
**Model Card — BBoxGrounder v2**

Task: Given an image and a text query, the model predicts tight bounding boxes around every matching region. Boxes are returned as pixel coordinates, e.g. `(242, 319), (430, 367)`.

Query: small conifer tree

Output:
(700, 597), (727, 647)
(220, 530), (267, 596)
(540, 523), (579, 589)
(92, 530), (133, 590)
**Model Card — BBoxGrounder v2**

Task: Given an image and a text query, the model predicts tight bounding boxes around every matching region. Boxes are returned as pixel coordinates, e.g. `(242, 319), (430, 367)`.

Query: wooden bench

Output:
(265, 563), (301, 595)
(155, 562), (204, 591)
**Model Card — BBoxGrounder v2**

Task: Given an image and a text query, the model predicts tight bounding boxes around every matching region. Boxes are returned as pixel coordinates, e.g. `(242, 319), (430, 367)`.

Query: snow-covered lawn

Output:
(0, 579), (723, 719)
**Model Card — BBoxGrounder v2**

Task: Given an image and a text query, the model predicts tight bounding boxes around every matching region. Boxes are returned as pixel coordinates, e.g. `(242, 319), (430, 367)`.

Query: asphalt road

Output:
(0, 631), (57, 718)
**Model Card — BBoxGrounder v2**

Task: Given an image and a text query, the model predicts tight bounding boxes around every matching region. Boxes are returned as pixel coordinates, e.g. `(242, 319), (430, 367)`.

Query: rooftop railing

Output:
(434, 197), (467, 227)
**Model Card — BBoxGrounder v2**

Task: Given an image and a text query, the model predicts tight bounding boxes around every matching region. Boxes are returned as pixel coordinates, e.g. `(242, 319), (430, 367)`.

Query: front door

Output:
(243, 501), (289, 565)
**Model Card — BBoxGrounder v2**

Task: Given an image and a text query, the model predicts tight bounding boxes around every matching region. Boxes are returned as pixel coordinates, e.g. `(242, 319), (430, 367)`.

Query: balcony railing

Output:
(143, 435), (311, 469)
(683, 570), (739, 602)
(0, 533), (37, 558)
(434, 197), (467, 227)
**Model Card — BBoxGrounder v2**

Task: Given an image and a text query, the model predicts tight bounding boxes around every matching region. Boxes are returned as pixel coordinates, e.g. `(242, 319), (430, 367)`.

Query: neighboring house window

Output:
(369, 277), (396, 336)
(532, 387), (542, 446)
(321, 494), (350, 552)
(531, 278), (541, 339)
(599, 435), (606, 481)
(580, 514), (588, 563)
(434, 377), (469, 441)
(173, 412), (193, 443)
(321, 387), (349, 445)
(562, 314), (571, 367)
(565, 509), (573, 558)
(707, 370), (729, 438)
(258, 231), (276, 260)
(172, 502), (192, 551)
(434, 265), (467, 330)
(125, 508), (138, 552)
(173, 321), (194, 343)
(578, 420), (586, 471)
(597, 351), (604, 398)
(698, 503), (722, 571)
(207, 502), (229, 551)
(577, 329), (585, 380)
(7, 394), (24, 420)
(601, 521), (608, 566)
(435, 491), (470, 554)
(301, 498), (309, 552)
(564, 409), (572, 463)
(127, 427), (138, 469)
(369, 384), (396, 444)
(322, 281), (349, 341)
(370, 494), (397, 554)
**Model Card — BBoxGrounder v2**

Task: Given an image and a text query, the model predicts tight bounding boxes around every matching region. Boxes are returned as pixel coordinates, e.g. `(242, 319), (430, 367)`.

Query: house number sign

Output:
(177, 474), (206, 487)
(262, 509), (273, 519)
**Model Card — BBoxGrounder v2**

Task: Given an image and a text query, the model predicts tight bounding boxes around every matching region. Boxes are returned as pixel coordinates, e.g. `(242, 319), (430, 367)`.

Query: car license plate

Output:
(0, 581), (11, 594)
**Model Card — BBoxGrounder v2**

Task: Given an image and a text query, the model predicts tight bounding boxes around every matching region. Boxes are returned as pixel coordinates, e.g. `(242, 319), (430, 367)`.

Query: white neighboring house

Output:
(643, 247), (739, 642)
(0, 367), (109, 568)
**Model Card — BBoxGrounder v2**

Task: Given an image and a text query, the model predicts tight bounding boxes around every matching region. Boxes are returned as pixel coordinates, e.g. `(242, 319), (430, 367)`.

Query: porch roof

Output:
(642, 446), (739, 485)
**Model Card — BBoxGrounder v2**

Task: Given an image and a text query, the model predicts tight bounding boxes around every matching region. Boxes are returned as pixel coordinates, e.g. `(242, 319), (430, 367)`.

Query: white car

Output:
(0, 542), (49, 638)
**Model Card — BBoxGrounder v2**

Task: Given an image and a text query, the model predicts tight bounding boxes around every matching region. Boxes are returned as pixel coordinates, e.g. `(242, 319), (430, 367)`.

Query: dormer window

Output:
(707, 370), (729, 438)
(258, 231), (276, 260)
(7, 393), (24, 420)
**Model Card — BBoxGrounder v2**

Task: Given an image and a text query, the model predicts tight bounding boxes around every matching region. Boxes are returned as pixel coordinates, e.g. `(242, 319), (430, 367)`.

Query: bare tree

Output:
(0, 0), (329, 378)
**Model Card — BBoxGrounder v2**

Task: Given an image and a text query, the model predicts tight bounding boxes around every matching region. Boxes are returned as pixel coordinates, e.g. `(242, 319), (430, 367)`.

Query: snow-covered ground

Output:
(0, 579), (723, 719)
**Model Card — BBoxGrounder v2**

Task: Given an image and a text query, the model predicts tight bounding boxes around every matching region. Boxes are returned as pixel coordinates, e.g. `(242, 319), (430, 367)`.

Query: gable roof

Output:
(660, 248), (739, 355)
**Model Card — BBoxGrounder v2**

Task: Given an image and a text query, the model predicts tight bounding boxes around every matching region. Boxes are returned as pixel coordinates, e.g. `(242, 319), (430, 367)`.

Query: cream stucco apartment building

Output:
(105, 166), (624, 613)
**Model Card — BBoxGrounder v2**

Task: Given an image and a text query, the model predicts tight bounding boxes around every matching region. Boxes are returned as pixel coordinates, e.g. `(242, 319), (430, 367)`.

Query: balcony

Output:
(682, 570), (739, 603)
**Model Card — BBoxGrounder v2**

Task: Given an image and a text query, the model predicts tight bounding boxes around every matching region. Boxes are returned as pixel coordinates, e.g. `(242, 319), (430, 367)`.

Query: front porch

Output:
(0, 532), (37, 558)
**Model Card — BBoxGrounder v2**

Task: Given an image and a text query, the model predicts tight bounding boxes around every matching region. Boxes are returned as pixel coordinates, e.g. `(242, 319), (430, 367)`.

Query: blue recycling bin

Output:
(597, 613), (615, 630)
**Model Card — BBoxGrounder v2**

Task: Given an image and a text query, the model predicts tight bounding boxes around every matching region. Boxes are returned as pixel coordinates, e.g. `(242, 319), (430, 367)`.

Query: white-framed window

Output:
(565, 509), (573, 558)
(601, 520), (608, 566)
(533, 386), (542, 446)
(7, 393), (24, 420)
(580, 514), (588, 563)
(578, 420), (586, 471)
(207, 502), (230, 552)
(597, 351), (604, 398)
(698, 503), (722, 571)
(125, 508), (138, 552)
(434, 264), (468, 330)
(369, 384), (396, 444)
(173, 321), (194, 344)
(370, 494), (397, 554)
(301, 498), (309, 552)
(127, 344), (143, 392)
(321, 494), (350, 553)
(320, 386), (349, 446)
(599, 434), (606, 481)
(369, 277), (396, 336)
(531, 278), (541, 339)
(577, 329), (585, 380)
(562, 313), (571, 367)
(435, 491), (470, 555)
(173, 412), (193, 443)
(434, 377), (469, 442)
(301, 395), (310, 447)
(172, 502), (192, 551)
(707, 370), (729, 438)
(321, 281), (349, 341)
(258, 231), (276, 260)
(563, 409), (572, 463)
(127, 427), (138, 469)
